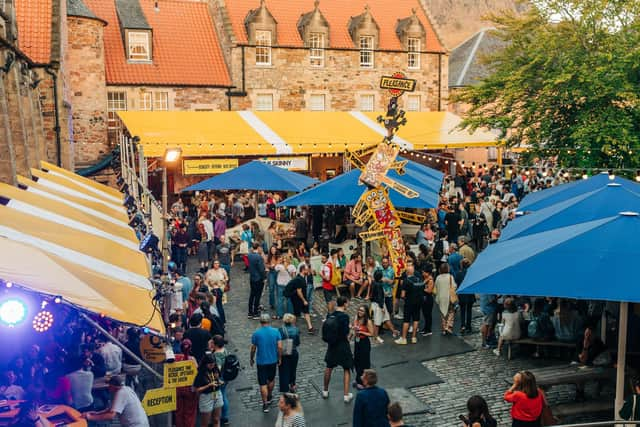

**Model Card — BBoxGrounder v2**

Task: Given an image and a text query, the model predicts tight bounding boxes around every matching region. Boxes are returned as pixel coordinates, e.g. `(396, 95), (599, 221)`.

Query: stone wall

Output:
(227, 46), (447, 112)
(67, 16), (108, 167)
(106, 85), (228, 112)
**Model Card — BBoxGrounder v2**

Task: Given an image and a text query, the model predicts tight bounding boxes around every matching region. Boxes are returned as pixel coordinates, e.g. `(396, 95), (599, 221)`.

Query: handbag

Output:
(281, 326), (294, 356)
(539, 390), (558, 426)
(449, 275), (459, 304)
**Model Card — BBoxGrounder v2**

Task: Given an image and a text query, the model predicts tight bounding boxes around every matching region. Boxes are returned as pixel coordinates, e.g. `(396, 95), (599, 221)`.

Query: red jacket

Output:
(504, 390), (543, 422)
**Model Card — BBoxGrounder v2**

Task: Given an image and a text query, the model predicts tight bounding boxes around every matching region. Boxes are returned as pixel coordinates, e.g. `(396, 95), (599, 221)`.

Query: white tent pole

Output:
(615, 301), (628, 423)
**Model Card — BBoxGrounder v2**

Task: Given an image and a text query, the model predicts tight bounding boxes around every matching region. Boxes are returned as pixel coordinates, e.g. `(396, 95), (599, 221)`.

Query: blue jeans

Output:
(306, 284), (314, 313)
(221, 382), (229, 420)
(276, 285), (286, 318)
(268, 270), (277, 308)
(221, 263), (231, 277)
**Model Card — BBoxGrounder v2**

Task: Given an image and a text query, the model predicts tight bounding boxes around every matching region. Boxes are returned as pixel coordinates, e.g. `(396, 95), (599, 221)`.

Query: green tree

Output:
(451, 0), (640, 169)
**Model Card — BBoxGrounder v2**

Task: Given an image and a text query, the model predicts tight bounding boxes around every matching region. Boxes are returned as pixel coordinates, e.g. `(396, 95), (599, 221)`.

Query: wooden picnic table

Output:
(506, 363), (616, 388)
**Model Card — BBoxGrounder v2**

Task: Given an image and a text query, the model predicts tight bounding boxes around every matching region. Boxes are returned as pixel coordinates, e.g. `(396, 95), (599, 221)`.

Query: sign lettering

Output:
(142, 387), (176, 416)
(163, 360), (197, 388)
(139, 335), (166, 363)
(380, 72), (417, 96)
(259, 156), (309, 171)
(183, 158), (239, 175)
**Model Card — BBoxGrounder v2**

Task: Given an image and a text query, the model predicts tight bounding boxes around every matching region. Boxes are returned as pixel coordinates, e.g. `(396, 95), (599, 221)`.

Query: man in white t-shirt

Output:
(96, 337), (123, 375)
(66, 357), (94, 410)
(83, 376), (149, 427)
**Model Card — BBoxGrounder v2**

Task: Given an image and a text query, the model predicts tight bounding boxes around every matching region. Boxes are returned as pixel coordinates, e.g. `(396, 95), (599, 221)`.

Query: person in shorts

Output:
(395, 261), (425, 345)
(480, 294), (498, 349)
(370, 270), (398, 344)
(289, 264), (315, 334)
(194, 353), (224, 427)
(250, 314), (282, 413)
(322, 296), (354, 403)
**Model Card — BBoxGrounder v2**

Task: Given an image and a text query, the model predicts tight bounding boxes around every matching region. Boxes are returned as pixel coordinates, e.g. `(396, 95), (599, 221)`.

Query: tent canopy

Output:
(519, 173), (640, 211)
(458, 212), (640, 302)
(182, 160), (319, 192)
(118, 111), (499, 157)
(502, 183), (640, 240)
(279, 163), (442, 208)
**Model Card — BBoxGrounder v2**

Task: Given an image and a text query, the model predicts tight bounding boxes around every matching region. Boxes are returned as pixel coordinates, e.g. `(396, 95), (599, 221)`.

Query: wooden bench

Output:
(552, 399), (613, 418)
(505, 338), (576, 360)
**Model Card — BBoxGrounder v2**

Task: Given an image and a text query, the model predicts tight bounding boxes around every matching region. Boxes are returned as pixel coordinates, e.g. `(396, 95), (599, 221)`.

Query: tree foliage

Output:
(451, 0), (640, 169)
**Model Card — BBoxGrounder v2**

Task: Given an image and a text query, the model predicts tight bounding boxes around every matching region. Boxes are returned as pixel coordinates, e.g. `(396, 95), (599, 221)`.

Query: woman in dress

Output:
(351, 305), (374, 389)
(275, 393), (305, 427)
(194, 354), (224, 427)
(434, 263), (457, 335)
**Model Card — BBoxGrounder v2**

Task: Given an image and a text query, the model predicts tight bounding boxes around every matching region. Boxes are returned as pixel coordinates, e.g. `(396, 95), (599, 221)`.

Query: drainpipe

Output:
(44, 65), (62, 166)
(437, 53), (442, 112)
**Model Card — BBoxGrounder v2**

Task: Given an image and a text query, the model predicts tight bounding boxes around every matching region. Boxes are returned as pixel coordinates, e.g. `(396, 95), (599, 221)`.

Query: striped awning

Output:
(118, 111), (499, 157)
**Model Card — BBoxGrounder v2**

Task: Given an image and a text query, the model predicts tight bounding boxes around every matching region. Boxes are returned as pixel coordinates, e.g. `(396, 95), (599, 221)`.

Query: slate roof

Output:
(449, 28), (503, 87)
(115, 0), (151, 30)
(67, 0), (101, 21)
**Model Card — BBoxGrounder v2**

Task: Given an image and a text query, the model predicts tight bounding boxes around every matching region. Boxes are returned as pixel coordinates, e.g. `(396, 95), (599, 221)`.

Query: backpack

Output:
(283, 278), (298, 298)
(322, 314), (341, 344)
(330, 264), (342, 287)
(433, 239), (445, 261)
(528, 314), (554, 340)
(222, 353), (240, 382)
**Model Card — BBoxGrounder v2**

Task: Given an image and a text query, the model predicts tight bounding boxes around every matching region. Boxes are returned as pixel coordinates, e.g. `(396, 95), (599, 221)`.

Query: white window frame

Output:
(153, 92), (169, 111)
(309, 94), (325, 111)
(407, 37), (420, 69)
(255, 30), (272, 65)
(139, 92), (152, 111)
(359, 94), (375, 112)
(128, 31), (151, 61)
(256, 94), (274, 111)
(107, 92), (127, 130)
(309, 33), (325, 67)
(359, 35), (374, 68)
(406, 94), (421, 112)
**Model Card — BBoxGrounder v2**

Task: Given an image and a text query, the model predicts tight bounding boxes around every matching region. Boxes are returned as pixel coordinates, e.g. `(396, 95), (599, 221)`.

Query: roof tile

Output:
(15, 0), (53, 63)
(226, 0), (445, 52)
(84, 0), (231, 86)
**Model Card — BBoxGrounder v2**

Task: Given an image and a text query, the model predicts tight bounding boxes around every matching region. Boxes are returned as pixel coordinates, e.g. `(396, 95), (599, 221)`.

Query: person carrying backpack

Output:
(212, 335), (232, 425)
(321, 296), (354, 403)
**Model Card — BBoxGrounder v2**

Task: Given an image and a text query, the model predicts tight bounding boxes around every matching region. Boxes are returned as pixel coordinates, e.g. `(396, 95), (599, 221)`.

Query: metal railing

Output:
(556, 422), (640, 427)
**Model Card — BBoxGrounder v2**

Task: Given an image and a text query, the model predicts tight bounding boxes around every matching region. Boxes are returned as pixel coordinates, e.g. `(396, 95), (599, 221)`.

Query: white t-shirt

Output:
(112, 386), (149, 427)
(170, 281), (183, 312)
(275, 264), (296, 286)
(67, 369), (94, 409)
(98, 342), (123, 375)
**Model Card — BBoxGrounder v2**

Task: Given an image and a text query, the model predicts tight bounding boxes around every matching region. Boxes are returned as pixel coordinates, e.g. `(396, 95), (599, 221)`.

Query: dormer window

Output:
(255, 30), (272, 65)
(407, 37), (420, 69)
(359, 35), (374, 68)
(127, 31), (151, 61)
(309, 33), (324, 67)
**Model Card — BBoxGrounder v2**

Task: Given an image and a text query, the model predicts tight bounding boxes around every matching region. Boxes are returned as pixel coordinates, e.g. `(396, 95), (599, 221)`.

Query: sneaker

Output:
(376, 336), (384, 344)
(481, 344), (492, 350)
(392, 330), (400, 338)
(394, 337), (407, 345)
(267, 394), (273, 404)
(394, 313), (403, 320)
(222, 419), (230, 425)
(322, 390), (329, 399)
(493, 349), (501, 356)
(262, 403), (269, 413)
(344, 393), (353, 403)
(420, 330), (433, 337)
(411, 337), (418, 344)
(408, 326), (413, 333)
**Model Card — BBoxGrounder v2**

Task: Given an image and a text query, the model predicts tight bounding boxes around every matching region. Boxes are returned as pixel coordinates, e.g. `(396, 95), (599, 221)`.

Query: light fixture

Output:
(32, 310), (54, 332)
(635, 171), (640, 182)
(53, 296), (62, 304)
(5, 281), (12, 288)
(0, 299), (27, 326)
(608, 170), (615, 180)
(164, 147), (182, 163)
(582, 170), (588, 180)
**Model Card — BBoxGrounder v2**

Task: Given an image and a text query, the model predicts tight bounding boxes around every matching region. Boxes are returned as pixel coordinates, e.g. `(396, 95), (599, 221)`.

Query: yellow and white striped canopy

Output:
(118, 111), (499, 157)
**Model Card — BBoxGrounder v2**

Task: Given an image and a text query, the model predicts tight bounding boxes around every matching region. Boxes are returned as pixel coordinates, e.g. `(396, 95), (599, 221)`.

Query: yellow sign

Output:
(183, 158), (239, 175)
(139, 335), (166, 363)
(142, 387), (176, 416)
(380, 75), (417, 94)
(164, 360), (197, 388)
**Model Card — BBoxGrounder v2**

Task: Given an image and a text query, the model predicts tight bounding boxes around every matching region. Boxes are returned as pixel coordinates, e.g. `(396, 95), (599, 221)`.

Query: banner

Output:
(183, 158), (239, 175)
(259, 156), (309, 171)
(164, 360), (197, 388)
(142, 387), (176, 416)
(139, 335), (166, 363)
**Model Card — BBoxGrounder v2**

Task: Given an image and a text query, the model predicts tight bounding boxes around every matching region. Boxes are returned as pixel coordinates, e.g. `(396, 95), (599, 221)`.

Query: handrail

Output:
(556, 421), (640, 427)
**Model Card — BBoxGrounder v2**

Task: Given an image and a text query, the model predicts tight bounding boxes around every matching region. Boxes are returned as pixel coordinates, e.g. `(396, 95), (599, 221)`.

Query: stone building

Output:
(0, 0), (72, 185)
(210, 0), (448, 113)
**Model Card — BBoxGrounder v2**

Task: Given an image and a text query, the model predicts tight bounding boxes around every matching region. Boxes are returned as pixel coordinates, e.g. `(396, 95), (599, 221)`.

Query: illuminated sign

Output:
(183, 158), (239, 175)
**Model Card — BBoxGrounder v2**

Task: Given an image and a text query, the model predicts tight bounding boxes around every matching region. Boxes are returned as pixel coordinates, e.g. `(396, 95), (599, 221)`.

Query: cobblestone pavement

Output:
(213, 262), (612, 426)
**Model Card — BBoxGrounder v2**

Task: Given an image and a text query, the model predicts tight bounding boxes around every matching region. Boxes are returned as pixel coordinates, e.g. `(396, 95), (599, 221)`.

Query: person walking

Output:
(287, 264), (315, 333)
(194, 354), (224, 427)
(352, 369), (390, 427)
(352, 305), (373, 389)
(248, 243), (267, 319)
(250, 314), (282, 413)
(370, 271), (399, 343)
(278, 314), (301, 393)
(457, 258), (474, 334)
(211, 335), (231, 426)
(395, 261), (425, 345)
(420, 265), (435, 337)
(387, 402), (410, 427)
(266, 245), (279, 311)
(434, 263), (457, 336)
(461, 395), (497, 427)
(322, 296), (353, 403)
(275, 393), (306, 427)
(503, 371), (544, 427)
(275, 255), (296, 319)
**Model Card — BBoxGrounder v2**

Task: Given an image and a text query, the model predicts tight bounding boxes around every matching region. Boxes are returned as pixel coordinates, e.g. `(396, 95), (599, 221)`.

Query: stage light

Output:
(164, 148), (182, 163)
(32, 310), (54, 332)
(143, 327), (150, 334)
(0, 299), (27, 326)
(54, 296), (62, 304)
(5, 281), (12, 288)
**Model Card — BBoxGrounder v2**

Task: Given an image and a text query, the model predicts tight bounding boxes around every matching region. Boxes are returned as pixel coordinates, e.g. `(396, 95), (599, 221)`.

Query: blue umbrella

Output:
(458, 212), (640, 302)
(502, 183), (640, 240)
(278, 169), (440, 209)
(519, 173), (640, 211)
(398, 156), (445, 181)
(182, 161), (318, 192)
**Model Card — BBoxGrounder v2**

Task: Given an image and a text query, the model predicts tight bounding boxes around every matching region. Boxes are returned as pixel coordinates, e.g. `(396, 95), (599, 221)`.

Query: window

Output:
(407, 37), (420, 69)
(359, 35), (374, 68)
(255, 30), (272, 65)
(153, 92), (169, 111)
(309, 33), (324, 67)
(406, 95), (421, 111)
(309, 94), (325, 111)
(359, 94), (374, 111)
(128, 31), (150, 61)
(256, 94), (274, 111)
(107, 91), (127, 141)
(139, 92), (152, 110)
